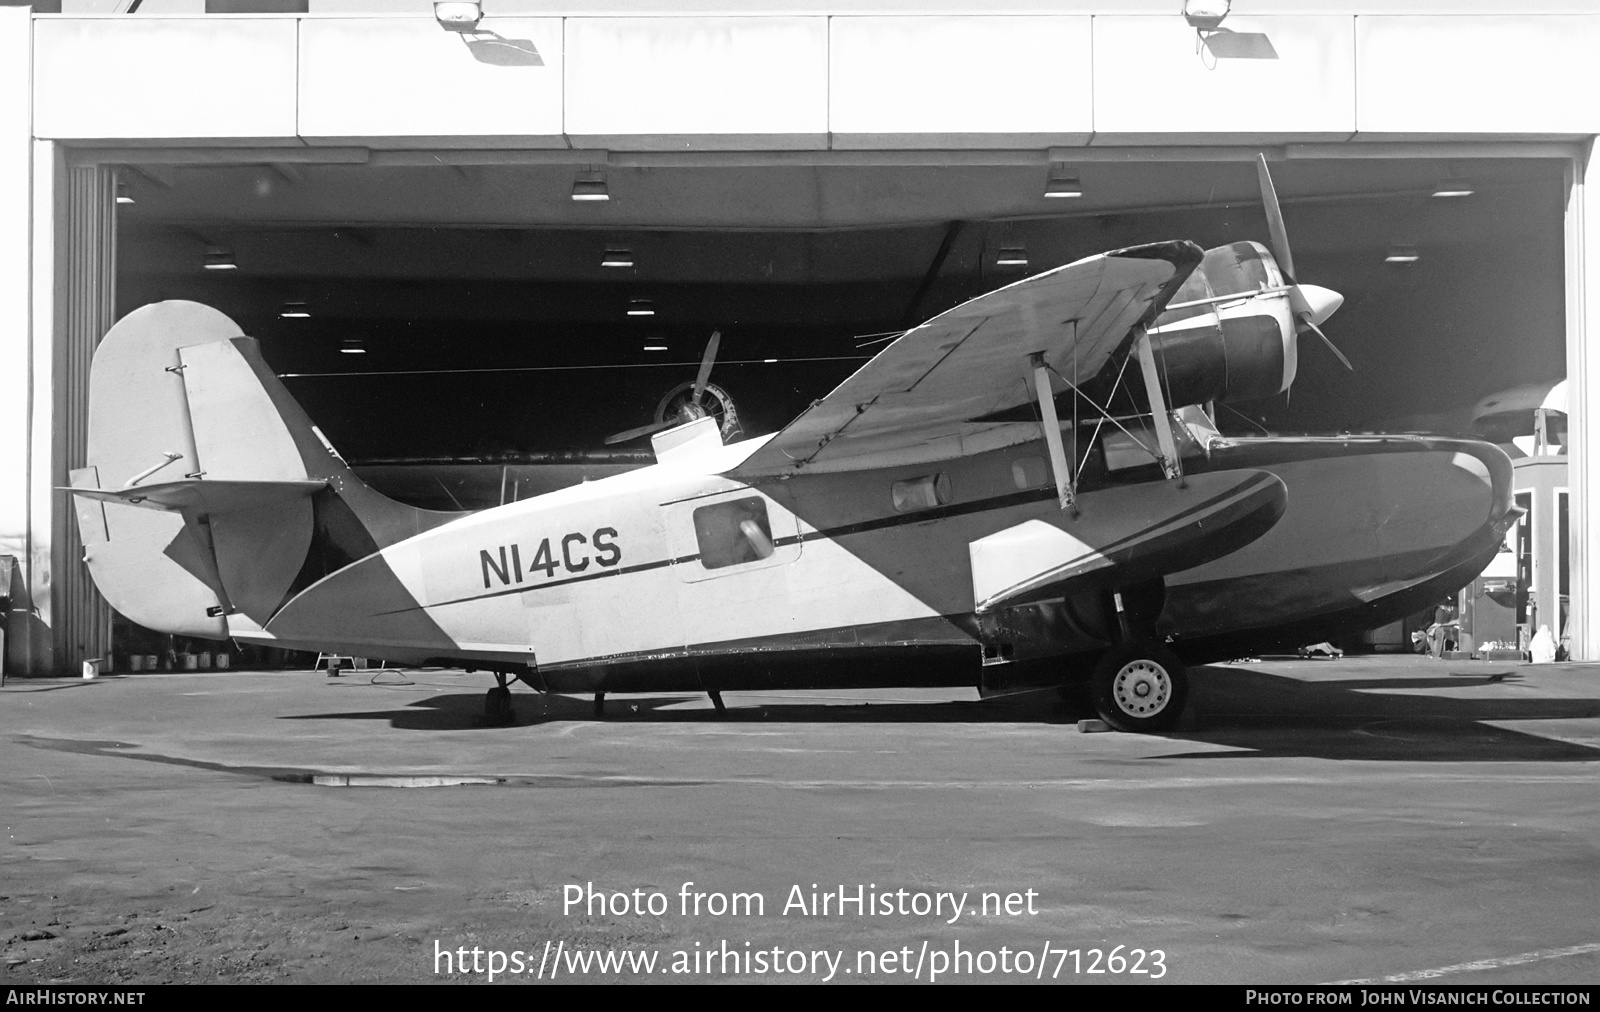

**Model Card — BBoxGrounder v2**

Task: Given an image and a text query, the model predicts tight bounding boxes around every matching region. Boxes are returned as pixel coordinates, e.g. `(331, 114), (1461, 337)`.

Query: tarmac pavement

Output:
(1, 654), (1597, 985)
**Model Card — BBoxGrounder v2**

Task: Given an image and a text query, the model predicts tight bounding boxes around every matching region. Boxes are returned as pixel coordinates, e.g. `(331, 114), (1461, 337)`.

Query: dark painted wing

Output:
(728, 241), (1202, 477)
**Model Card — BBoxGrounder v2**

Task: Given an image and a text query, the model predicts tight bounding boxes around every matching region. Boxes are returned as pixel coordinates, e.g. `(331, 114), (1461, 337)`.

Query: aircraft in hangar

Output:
(69, 158), (1518, 733)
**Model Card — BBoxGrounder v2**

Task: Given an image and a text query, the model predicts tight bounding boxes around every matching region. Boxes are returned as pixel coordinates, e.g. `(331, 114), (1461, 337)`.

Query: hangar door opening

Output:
(104, 149), (1568, 665)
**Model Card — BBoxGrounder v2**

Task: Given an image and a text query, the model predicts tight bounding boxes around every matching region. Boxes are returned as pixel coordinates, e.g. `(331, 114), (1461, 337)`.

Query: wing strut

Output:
(1029, 353), (1078, 514)
(1133, 328), (1183, 481)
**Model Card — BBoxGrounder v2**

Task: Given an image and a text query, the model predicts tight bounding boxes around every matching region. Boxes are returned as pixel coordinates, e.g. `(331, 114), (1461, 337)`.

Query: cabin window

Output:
(1103, 418), (1203, 472)
(693, 496), (776, 569)
(1011, 456), (1047, 490)
(891, 473), (952, 513)
(1103, 429), (1158, 471)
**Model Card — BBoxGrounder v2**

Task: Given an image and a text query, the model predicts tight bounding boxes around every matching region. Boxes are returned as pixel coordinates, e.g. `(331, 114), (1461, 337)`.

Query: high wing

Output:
(729, 240), (1203, 477)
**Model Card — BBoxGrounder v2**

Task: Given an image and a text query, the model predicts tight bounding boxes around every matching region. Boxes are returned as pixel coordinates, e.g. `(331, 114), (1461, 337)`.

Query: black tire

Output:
(485, 686), (514, 723)
(1090, 642), (1188, 733)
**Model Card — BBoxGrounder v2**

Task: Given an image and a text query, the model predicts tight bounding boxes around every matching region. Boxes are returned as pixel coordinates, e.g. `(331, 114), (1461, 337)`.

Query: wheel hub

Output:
(1111, 659), (1171, 717)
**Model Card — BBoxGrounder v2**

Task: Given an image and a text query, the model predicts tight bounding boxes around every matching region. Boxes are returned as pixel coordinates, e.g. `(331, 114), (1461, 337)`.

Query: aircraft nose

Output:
(1292, 284), (1344, 327)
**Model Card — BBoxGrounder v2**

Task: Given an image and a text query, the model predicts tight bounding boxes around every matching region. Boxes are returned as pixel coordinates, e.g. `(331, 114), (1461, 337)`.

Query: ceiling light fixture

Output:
(764, 358), (778, 364)
(627, 299), (655, 316)
(279, 301), (311, 319)
(996, 246), (1029, 268)
(601, 247), (634, 267)
(1384, 245), (1420, 264)
(572, 171), (610, 202)
(1183, 0), (1231, 31)
(202, 246), (237, 271)
(643, 342), (669, 352)
(115, 181), (135, 205)
(1431, 177), (1474, 198)
(339, 340), (367, 355)
(433, 0), (481, 31)
(1044, 165), (1082, 199)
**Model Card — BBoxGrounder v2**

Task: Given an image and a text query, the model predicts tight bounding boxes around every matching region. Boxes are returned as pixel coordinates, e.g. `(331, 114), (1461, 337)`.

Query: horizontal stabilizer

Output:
(67, 479), (325, 515)
(969, 469), (1287, 613)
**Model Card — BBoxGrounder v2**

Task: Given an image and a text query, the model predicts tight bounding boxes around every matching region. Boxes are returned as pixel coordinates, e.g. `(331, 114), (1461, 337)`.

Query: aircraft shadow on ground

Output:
(279, 663), (1600, 762)
(282, 689), (1061, 732)
(1161, 665), (1600, 762)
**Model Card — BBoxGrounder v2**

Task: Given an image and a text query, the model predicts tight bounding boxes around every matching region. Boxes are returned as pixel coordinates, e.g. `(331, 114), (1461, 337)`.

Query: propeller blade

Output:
(609, 329), (724, 445)
(693, 330), (721, 402)
(1299, 315), (1354, 372)
(604, 418), (677, 446)
(1256, 153), (1296, 282)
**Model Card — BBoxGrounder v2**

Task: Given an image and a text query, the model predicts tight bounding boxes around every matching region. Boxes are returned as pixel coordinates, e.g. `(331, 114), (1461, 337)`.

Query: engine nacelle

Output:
(1146, 241), (1297, 407)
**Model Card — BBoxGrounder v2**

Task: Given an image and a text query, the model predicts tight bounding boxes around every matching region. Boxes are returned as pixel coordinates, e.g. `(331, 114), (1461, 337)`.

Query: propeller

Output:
(1255, 154), (1352, 371)
(693, 329), (721, 404)
(604, 331), (724, 445)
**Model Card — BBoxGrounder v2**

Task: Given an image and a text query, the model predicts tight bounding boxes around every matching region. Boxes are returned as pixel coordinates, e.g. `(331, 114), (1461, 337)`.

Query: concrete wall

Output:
(828, 16), (1092, 149)
(33, 19), (299, 142)
(297, 17), (565, 147)
(1569, 150), (1600, 663)
(27, 13), (1600, 145)
(0, 7), (36, 674)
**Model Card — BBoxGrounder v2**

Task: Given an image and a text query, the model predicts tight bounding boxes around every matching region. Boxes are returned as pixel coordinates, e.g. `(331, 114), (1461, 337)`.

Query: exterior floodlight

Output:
(1432, 178), (1474, 198)
(115, 181), (135, 205)
(434, 1), (482, 31)
(280, 301), (311, 319)
(572, 172), (610, 202)
(996, 247), (1029, 268)
(1384, 245), (1419, 264)
(627, 299), (655, 317)
(202, 246), (237, 271)
(1044, 168), (1083, 199)
(1183, 0), (1230, 31)
(601, 247), (634, 267)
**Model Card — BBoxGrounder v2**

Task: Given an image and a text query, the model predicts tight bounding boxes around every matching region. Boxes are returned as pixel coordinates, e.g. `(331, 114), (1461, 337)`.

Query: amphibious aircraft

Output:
(70, 159), (1517, 732)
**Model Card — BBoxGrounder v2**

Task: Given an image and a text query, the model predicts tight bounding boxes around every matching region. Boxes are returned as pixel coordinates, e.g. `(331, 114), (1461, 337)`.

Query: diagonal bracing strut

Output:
(1029, 352), (1077, 514)
(1132, 326), (1183, 481)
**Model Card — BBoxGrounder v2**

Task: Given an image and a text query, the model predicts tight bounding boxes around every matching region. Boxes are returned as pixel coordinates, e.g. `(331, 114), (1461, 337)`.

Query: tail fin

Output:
(74, 300), (459, 640)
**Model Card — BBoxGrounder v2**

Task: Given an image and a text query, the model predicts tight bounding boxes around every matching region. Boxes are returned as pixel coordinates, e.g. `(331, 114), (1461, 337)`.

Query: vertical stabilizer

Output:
(77, 301), (460, 640)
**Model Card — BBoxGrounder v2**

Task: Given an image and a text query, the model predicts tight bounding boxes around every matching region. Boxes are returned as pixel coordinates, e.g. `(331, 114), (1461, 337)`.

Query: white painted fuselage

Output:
(239, 418), (1513, 694)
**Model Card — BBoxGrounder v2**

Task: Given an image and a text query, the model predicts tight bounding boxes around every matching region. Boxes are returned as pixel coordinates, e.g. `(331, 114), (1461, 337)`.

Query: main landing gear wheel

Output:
(485, 685), (514, 724)
(1090, 642), (1188, 734)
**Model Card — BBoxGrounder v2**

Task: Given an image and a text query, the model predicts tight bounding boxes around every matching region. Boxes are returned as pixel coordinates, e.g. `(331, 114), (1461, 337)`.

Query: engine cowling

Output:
(1145, 241), (1297, 407)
